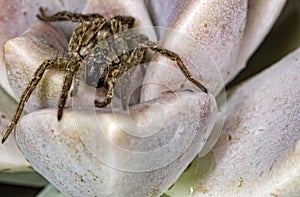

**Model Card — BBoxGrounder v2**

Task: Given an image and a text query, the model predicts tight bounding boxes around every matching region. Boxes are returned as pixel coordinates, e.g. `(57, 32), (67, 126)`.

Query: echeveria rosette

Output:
(0, 0), (299, 196)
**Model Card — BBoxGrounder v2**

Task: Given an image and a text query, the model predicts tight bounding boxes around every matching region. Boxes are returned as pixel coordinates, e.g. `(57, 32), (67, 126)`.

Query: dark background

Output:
(0, 184), (41, 196)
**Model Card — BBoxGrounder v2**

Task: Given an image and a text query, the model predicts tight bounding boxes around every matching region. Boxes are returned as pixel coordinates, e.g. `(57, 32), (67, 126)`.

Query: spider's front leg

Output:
(37, 7), (105, 23)
(57, 59), (81, 120)
(110, 15), (135, 33)
(1, 58), (68, 143)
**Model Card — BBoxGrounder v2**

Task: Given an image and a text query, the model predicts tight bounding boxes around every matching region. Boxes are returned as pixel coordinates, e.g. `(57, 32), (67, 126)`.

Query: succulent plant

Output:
(0, 0), (299, 196)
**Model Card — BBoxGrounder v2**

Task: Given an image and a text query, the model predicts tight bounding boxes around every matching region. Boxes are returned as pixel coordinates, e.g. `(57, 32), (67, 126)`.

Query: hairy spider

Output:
(1, 8), (208, 143)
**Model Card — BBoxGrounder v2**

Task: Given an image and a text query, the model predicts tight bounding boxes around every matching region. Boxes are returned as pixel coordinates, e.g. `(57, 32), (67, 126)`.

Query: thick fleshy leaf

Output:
(145, 0), (248, 96)
(0, 86), (30, 172)
(141, 0), (249, 158)
(84, 0), (153, 27)
(144, 0), (288, 168)
(166, 47), (300, 197)
(16, 91), (216, 196)
(37, 184), (64, 197)
(146, 0), (287, 96)
(235, 0), (287, 69)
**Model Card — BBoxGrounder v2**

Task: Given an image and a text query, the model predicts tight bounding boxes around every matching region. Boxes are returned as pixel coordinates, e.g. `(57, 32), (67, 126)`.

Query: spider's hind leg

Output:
(140, 40), (208, 93)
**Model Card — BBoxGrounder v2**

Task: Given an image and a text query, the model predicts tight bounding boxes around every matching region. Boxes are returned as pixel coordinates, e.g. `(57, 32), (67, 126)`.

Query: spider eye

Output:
(94, 47), (100, 53)
(102, 49), (108, 55)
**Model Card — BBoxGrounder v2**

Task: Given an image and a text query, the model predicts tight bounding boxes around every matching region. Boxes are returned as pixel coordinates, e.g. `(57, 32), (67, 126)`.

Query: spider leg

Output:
(111, 16), (135, 28)
(119, 47), (146, 109)
(68, 18), (106, 57)
(94, 80), (115, 108)
(1, 57), (68, 143)
(37, 7), (105, 23)
(120, 33), (208, 92)
(70, 65), (84, 97)
(67, 19), (107, 95)
(37, 7), (106, 54)
(110, 16), (135, 33)
(57, 59), (81, 120)
(140, 40), (208, 93)
(110, 19), (123, 34)
(66, 16), (108, 99)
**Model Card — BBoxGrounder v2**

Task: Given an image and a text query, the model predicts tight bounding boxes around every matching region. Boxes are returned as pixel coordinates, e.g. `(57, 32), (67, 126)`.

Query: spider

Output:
(1, 8), (208, 143)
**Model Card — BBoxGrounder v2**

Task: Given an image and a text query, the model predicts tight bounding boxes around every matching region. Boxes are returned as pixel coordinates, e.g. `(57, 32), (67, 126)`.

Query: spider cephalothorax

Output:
(1, 8), (208, 143)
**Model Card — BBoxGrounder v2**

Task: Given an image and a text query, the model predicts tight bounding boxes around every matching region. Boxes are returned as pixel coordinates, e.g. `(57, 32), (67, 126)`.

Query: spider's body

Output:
(1, 8), (208, 143)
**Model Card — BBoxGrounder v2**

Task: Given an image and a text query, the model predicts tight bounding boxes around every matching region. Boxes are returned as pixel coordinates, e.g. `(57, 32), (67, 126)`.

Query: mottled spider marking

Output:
(1, 8), (208, 143)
